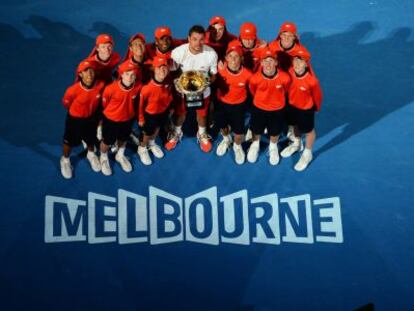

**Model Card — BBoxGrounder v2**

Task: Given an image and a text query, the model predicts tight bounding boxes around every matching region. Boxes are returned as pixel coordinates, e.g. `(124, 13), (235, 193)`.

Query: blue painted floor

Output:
(0, 1), (413, 310)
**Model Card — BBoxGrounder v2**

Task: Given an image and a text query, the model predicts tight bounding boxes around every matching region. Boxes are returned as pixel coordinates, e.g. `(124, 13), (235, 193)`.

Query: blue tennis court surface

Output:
(0, 1), (413, 310)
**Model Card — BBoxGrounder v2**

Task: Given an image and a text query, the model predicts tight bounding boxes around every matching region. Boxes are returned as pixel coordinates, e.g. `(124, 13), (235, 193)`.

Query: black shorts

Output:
(288, 105), (315, 134)
(250, 105), (286, 136)
(102, 116), (134, 146)
(215, 100), (246, 135)
(142, 111), (168, 136)
(63, 113), (99, 147)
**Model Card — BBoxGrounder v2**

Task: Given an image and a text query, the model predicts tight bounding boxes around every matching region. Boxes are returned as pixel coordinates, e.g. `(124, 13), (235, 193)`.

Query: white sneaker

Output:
(149, 143), (164, 159)
(268, 143), (280, 166)
(100, 157), (112, 176)
(294, 150), (313, 171)
(87, 152), (101, 172)
(97, 124), (103, 141)
(245, 128), (253, 142)
(137, 146), (152, 165)
(115, 152), (132, 172)
(216, 137), (232, 156)
(233, 144), (245, 165)
(60, 157), (72, 179)
(247, 142), (260, 163)
(281, 140), (302, 158)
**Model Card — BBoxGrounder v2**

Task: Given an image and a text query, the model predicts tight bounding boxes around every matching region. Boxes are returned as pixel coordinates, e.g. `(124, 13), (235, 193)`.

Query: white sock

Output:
(87, 150), (96, 158)
(198, 126), (207, 135)
(251, 140), (260, 147)
(174, 126), (182, 134)
(117, 146), (125, 157)
(62, 156), (70, 163)
(303, 148), (312, 156)
(269, 141), (278, 149)
(148, 139), (156, 146)
(222, 134), (231, 142)
(100, 152), (108, 160)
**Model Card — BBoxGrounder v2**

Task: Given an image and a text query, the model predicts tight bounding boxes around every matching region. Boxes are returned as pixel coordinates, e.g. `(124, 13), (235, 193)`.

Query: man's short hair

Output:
(188, 25), (205, 37)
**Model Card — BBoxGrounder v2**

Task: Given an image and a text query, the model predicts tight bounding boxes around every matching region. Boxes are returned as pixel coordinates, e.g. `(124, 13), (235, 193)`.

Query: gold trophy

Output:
(174, 70), (209, 109)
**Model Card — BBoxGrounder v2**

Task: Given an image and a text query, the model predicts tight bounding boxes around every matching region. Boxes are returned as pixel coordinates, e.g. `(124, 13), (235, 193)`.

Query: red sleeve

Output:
(102, 84), (112, 109)
(249, 74), (258, 96)
(312, 79), (323, 111)
(138, 87), (148, 124)
(62, 85), (74, 109)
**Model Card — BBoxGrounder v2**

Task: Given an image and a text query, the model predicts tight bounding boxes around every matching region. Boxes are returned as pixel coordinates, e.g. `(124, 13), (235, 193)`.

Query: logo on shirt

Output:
(300, 86), (307, 91)
(276, 85), (282, 89)
(238, 82), (245, 87)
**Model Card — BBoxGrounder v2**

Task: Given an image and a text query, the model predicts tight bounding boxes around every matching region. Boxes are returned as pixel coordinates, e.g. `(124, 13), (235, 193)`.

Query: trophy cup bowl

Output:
(174, 70), (209, 109)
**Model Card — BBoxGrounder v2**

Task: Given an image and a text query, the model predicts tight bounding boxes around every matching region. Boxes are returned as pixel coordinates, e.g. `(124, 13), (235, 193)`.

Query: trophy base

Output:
(184, 93), (204, 110)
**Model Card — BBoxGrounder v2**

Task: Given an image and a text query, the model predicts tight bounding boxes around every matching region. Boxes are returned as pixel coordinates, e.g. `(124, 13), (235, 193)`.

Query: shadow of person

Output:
(300, 21), (414, 158)
(0, 16), (130, 169)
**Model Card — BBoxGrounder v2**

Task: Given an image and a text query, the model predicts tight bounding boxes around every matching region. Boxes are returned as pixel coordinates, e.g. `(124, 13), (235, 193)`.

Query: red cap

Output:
(226, 40), (243, 56)
(240, 22), (257, 40)
(260, 48), (277, 60)
(155, 26), (172, 39)
(292, 46), (311, 62)
(152, 56), (169, 68)
(96, 33), (114, 46)
(76, 59), (97, 74)
(279, 22), (297, 36)
(117, 61), (139, 76)
(130, 33), (146, 44)
(209, 16), (226, 26)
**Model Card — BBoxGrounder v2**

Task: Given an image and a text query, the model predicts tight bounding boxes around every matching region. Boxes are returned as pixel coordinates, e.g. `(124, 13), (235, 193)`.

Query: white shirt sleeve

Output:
(170, 46), (181, 71)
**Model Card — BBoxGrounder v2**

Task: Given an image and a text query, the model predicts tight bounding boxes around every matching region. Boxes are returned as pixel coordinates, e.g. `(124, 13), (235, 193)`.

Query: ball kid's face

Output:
(293, 57), (307, 75)
(188, 32), (205, 53)
(79, 68), (95, 86)
(279, 31), (296, 49)
(154, 65), (169, 81)
(121, 70), (136, 86)
(261, 57), (277, 74)
(211, 23), (225, 41)
(156, 35), (172, 53)
(241, 38), (255, 49)
(226, 50), (242, 71)
(96, 42), (113, 61)
(130, 38), (145, 59)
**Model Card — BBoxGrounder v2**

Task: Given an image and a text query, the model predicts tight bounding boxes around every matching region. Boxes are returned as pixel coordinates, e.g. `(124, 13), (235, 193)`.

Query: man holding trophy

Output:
(165, 25), (218, 153)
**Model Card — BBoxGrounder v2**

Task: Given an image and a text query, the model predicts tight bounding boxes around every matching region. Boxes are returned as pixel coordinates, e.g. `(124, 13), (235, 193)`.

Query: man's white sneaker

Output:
(100, 157), (112, 176)
(115, 152), (132, 172)
(268, 143), (280, 166)
(281, 140), (302, 158)
(60, 157), (72, 179)
(137, 146), (152, 165)
(216, 137), (232, 156)
(247, 142), (260, 163)
(294, 150), (313, 172)
(149, 143), (164, 159)
(233, 144), (245, 165)
(87, 152), (101, 172)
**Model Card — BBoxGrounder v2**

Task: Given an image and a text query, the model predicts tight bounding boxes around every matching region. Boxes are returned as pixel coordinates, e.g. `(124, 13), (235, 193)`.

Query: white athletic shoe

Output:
(233, 144), (245, 165)
(60, 157), (72, 179)
(87, 152), (101, 172)
(216, 137), (232, 156)
(247, 142), (260, 163)
(294, 150), (313, 172)
(281, 140), (302, 158)
(100, 157), (112, 176)
(97, 124), (103, 141)
(268, 143), (280, 166)
(115, 152), (132, 172)
(149, 143), (164, 159)
(245, 128), (253, 142)
(137, 146), (152, 165)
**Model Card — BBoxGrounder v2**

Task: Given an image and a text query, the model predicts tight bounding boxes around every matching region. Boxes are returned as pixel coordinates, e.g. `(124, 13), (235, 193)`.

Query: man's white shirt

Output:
(171, 43), (218, 98)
